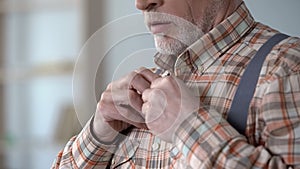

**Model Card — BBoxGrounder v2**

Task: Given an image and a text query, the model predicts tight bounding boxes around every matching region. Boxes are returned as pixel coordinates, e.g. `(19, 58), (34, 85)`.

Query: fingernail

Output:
(135, 67), (147, 73)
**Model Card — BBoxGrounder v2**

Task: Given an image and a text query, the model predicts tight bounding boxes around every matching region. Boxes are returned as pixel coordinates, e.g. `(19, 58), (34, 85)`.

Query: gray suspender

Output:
(227, 33), (289, 135)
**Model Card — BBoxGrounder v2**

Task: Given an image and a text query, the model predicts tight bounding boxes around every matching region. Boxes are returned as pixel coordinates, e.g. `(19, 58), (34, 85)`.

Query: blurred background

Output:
(0, 0), (299, 168)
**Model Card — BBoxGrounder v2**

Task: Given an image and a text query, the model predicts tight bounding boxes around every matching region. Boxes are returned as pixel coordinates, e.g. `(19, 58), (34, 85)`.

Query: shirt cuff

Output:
(71, 116), (117, 166)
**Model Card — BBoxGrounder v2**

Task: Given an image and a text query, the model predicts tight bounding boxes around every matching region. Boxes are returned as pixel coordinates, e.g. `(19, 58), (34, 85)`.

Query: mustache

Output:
(144, 12), (201, 32)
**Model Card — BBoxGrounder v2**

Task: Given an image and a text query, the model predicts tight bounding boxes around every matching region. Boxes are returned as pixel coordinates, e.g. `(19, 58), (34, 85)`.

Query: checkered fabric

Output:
(52, 2), (300, 168)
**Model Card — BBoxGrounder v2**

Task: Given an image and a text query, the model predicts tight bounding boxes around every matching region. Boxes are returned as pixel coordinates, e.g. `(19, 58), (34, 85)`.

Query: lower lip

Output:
(150, 23), (171, 34)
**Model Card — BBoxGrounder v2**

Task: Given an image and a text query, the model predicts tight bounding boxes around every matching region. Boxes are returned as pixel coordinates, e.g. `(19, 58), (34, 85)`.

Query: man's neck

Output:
(213, 0), (243, 28)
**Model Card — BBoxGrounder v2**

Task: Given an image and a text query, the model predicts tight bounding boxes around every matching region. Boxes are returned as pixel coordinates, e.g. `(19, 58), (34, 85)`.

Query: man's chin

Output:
(154, 36), (187, 56)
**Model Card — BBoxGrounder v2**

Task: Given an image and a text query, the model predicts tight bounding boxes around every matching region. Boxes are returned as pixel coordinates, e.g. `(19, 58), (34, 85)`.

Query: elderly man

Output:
(53, 0), (300, 168)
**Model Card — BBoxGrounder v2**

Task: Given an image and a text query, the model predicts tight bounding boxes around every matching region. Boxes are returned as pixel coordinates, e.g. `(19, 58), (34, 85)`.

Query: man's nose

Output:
(135, 0), (163, 11)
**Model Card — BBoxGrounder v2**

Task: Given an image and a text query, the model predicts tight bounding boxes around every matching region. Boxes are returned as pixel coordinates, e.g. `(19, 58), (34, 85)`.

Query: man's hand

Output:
(141, 73), (200, 143)
(93, 68), (159, 143)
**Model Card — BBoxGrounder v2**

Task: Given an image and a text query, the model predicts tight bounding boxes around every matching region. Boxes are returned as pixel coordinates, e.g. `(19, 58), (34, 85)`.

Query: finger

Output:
(101, 103), (146, 129)
(134, 67), (147, 73)
(137, 68), (161, 82)
(107, 88), (143, 112)
(141, 102), (151, 117)
(142, 88), (151, 102)
(130, 73), (151, 94)
(128, 90), (143, 112)
(150, 75), (177, 89)
(100, 89), (124, 105)
(99, 92), (145, 124)
(103, 88), (133, 105)
(102, 87), (144, 114)
(118, 105), (145, 122)
(141, 88), (167, 122)
(107, 71), (143, 91)
(113, 106), (148, 129)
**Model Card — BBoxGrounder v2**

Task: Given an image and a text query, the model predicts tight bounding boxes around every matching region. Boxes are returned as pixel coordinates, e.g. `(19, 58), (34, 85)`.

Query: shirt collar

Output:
(154, 2), (255, 80)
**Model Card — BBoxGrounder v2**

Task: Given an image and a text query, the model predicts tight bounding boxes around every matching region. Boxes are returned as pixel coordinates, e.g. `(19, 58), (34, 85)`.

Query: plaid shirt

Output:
(53, 2), (300, 169)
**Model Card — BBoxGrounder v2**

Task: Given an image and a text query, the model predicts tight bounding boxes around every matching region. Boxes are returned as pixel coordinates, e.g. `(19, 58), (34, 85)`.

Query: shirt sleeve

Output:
(174, 72), (300, 169)
(51, 117), (117, 169)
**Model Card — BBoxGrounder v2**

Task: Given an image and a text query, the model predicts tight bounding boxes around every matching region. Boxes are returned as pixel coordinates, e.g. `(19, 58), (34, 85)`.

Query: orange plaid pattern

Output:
(53, 2), (300, 168)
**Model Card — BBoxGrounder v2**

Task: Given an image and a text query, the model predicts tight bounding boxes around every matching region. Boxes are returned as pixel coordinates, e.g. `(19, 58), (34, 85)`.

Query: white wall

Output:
(78, 0), (156, 122)
(3, 3), (82, 169)
(244, 0), (300, 37)
(92, 0), (156, 100)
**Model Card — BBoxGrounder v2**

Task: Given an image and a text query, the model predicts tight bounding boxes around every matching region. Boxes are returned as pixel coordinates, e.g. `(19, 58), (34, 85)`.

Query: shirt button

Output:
(152, 142), (160, 151)
(198, 66), (204, 74)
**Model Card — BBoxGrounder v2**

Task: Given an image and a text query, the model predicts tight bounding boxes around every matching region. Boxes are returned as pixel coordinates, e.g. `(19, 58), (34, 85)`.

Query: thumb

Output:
(136, 67), (160, 83)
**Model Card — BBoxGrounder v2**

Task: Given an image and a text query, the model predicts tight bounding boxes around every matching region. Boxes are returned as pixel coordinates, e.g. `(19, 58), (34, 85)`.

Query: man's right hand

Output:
(92, 68), (159, 143)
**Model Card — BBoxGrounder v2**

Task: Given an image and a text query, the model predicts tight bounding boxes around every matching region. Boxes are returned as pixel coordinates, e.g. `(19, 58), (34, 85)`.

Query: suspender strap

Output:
(227, 33), (289, 135)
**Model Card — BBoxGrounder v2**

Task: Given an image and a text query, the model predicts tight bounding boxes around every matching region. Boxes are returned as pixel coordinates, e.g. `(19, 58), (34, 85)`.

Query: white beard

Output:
(145, 12), (204, 56)
(154, 29), (202, 56)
